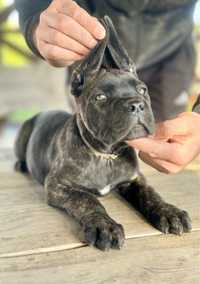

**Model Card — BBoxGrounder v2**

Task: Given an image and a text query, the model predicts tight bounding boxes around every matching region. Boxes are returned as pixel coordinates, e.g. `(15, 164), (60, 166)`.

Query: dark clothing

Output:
(138, 39), (196, 120)
(15, 0), (198, 121)
(15, 0), (197, 70)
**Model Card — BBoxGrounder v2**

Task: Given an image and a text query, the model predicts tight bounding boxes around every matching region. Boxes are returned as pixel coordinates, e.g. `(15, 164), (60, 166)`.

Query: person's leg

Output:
(138, 39), (196, 122)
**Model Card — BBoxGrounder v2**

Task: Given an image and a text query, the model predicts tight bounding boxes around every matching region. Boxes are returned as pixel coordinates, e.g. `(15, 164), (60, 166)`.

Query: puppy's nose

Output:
(129, 102), (145, 114)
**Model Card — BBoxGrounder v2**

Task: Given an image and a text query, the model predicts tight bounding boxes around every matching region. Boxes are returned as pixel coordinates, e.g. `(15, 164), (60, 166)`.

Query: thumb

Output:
(127, 137), (177, 161)
(155, 116), (191, 139)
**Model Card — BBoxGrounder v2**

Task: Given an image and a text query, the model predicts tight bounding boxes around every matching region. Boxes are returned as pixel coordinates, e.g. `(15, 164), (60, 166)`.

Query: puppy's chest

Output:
(68, 154), (138, 196)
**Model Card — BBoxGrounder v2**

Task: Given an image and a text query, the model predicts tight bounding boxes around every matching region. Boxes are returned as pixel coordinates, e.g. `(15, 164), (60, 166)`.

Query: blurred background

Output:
(1, 0), (200, 148)
(0, 0), (68, 148)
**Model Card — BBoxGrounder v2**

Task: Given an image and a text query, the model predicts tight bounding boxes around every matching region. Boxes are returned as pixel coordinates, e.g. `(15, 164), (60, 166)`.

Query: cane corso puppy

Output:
(15, 16), (192, 251)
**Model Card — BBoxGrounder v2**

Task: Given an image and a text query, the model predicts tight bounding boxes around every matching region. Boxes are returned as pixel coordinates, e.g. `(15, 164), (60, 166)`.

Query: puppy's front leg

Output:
(45, 175), (125, 250)
(117, 174), (192, 235)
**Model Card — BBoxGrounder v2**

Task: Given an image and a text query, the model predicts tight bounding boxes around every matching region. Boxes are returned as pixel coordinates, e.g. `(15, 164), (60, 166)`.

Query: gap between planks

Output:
(1, 229), (200, 259)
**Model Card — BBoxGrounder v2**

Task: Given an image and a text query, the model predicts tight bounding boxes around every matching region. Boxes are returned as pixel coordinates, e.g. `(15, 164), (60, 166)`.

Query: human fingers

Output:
(127, 138), (175, 159)
(138, 152), (183, 174)
(127, 138), (187, 166)
(40, 11), (98, 49)
(54, 0), (106, 40)
(38, 40), (84, 67)
(155, 113), (197, 139)
(38, 25), (90, 56)
(155, 120), (186, 140)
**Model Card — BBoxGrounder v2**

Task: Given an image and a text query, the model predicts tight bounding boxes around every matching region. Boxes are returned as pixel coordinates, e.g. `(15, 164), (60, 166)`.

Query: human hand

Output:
(34, 0), (106, 67)
(127, 112), (200, 173)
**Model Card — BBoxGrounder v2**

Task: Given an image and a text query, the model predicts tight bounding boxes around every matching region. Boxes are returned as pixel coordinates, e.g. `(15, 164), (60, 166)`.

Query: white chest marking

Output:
(99, 185), (111, 196)
(98, 172), (138, 196)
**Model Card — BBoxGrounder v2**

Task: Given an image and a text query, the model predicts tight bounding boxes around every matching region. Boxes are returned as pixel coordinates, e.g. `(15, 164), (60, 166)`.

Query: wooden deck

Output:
(0, 148), (199, 283)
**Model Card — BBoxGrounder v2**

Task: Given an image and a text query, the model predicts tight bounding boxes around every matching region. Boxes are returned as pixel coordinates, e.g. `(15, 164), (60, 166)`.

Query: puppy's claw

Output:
(168, 216), (183, 235)
(81, 213), (125, 251)
(158, 216), (169, 234)
(149, 203), (192, 236)
(110, 223), (125, 249)
(179, 210), (192, 233)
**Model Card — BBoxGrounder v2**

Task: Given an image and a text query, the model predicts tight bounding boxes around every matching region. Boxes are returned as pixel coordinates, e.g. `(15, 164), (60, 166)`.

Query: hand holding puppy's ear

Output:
(71, 15), (138, 96)
(34, 0), (105, 67)
(70, 37), (108, 96)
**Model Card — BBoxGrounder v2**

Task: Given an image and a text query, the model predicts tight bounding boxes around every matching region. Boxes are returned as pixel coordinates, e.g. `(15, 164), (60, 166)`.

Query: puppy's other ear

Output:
(70, 36), (108, 97)
(103, 15), (137, 76)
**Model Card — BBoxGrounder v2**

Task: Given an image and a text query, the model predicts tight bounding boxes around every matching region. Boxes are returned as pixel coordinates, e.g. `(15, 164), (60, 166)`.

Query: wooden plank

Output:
(0, 149), (200, 257)
(0, 232), (199, 284)
(0, 148), (15, 172)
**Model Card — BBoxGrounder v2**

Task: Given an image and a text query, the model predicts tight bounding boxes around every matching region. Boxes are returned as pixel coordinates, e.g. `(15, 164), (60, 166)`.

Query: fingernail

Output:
(94, 23), (106, 39)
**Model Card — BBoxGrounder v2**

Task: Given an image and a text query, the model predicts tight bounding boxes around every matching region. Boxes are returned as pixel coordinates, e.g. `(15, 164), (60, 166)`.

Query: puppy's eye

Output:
(95, 93), (107, 102)
(136, 85), (147, 96)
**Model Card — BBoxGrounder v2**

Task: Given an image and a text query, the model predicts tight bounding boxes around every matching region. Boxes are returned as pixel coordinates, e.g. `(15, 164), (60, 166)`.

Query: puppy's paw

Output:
(150, 203), (192, 235)
(81, 212), (125, 251)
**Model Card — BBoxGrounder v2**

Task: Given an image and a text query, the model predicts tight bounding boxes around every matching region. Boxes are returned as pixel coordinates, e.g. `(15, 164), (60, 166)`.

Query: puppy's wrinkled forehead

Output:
(86, 69), (148, 102)
(97, 71), (139, 93)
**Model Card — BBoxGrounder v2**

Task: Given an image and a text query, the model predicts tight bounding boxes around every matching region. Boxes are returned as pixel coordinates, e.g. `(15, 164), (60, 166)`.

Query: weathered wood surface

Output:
(0, 232), (199, 284)
(0, 149), (199, 258)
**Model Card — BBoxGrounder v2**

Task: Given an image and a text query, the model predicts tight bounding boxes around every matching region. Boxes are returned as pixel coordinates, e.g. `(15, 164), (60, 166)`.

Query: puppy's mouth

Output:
(125, 118), (155, 141)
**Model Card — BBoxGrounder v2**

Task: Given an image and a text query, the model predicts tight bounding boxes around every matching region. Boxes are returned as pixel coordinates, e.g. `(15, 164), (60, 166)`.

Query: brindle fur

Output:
(15, 16), (191, 251)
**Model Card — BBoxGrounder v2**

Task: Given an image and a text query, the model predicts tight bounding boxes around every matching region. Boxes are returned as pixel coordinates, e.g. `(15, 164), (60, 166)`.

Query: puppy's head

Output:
(71, 16), (155, 148)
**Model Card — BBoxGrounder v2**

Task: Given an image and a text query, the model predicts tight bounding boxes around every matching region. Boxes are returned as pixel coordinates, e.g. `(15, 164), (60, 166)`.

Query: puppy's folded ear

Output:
(102, 15), (137, 76)
(71, 34), (108, 97)
(71, 15), (137, 97)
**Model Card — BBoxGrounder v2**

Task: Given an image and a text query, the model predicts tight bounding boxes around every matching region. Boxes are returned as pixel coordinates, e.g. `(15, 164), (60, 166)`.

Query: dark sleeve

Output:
(15, 0), (52, 56)
(192, 95), (200, 114)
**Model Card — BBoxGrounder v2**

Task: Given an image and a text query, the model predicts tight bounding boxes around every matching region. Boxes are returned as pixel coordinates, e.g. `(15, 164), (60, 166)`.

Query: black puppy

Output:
(15, 16), (191, 251)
